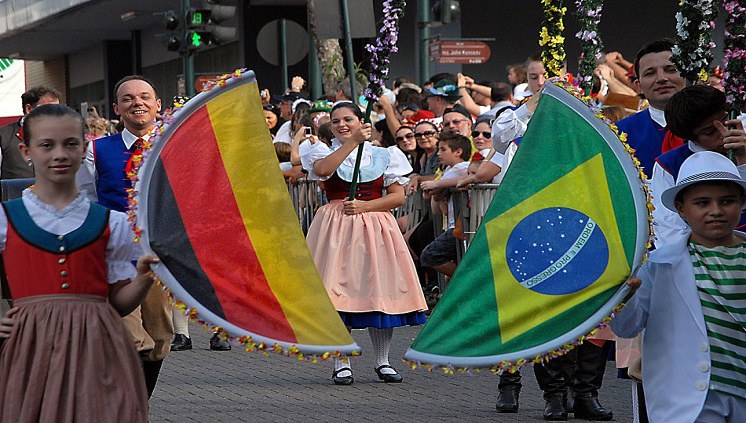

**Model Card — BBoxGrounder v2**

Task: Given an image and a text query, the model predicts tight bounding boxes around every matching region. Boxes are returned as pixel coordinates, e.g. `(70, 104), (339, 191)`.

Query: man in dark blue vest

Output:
(84, 76), (173, 398)
(652, 85), (746, 246)
(615, 39), (687, 179)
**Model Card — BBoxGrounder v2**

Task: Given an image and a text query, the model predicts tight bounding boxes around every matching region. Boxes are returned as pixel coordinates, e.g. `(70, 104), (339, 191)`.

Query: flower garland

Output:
(539, 0), (567, 78)
(722, 1), (746, 113)
(405, 81), (654, 375)
(363, 0), (406, 102)
(671, 0), (717, 84)
(575, 0), (604, 95)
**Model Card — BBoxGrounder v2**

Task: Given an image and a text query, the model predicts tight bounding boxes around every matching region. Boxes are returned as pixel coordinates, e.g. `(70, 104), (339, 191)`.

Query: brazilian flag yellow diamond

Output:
(405, 83), (648, 368)
(487, 153), (629, 343)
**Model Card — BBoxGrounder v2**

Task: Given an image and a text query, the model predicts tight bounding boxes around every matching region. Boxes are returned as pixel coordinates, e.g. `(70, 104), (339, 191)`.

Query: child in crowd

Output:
(0, 104), (158, 422)
(419, 133), (472, 277)
(611, 151), (746, 422)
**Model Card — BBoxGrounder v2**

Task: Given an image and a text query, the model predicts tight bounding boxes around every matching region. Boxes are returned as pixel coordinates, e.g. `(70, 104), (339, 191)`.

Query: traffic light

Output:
(158, 2), (237, 54)
(162, 10), (182, 52)
(165, 10), (180, 30)
(431, 0), (461, 25)
(187, 31), (213, 49)
(203, 1), (237, 44)
(187, 9), (212, 28)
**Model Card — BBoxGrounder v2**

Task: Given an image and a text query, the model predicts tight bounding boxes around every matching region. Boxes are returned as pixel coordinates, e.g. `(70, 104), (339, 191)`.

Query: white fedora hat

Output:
(660, 151), (746, 212)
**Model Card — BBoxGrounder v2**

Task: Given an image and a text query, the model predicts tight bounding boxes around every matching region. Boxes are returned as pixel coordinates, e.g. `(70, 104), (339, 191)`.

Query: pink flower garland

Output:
(722, 1), (746, 112)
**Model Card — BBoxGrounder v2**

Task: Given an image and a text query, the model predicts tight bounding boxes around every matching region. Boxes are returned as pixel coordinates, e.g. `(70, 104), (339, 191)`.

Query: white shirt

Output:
(301, 139), (412, 186)
(647, 106), (666, 128)
(273, 121), (292, 144)
(491, 104), (532, 154)
(489, 141), (518, 185)
(441, 161), (470, 228)
(0, 189), (140, 283)
(484, 101), (515, 119)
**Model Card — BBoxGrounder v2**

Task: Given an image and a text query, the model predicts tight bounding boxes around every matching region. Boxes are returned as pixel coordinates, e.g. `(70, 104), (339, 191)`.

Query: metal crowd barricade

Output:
(285, 179), (499, 258)
(286, 178), (326, 235)
(283, 179), (502, 304)
(462, 183), (500, 249)
(393, 189), (431, 233)
(444, 183), (501, 264)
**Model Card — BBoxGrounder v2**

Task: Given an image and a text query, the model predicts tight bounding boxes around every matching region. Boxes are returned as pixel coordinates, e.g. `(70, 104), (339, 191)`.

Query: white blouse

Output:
(0, 189), (141, 284)
(301, 139), (412, 186)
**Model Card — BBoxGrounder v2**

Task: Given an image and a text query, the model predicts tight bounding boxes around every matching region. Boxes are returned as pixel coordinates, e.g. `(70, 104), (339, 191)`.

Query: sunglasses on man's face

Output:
(396, 133), (415, 143)
(414, 131), (437, 139)
(471, 131), (492, 139)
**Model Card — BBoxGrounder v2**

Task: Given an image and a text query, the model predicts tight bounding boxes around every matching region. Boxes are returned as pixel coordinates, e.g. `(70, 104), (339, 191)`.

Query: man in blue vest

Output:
(84, 75), (173, 398)
(615, 39), (687, 179)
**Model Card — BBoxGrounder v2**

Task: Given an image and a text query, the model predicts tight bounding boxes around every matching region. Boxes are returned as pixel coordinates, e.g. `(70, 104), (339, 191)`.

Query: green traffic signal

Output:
(190, 12), (203, 26)
(191, 32), (202, 47)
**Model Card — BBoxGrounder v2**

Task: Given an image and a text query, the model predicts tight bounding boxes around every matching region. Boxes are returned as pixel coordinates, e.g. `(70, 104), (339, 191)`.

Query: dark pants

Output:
(534, 342), (607, 400)
(142, 359), (164, 399)
(498, 369), (522, 391)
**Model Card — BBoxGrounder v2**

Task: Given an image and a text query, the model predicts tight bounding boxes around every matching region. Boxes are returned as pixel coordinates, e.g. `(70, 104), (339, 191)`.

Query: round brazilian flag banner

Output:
(404, 82), (649, 369)
(135, 71), (358, 356)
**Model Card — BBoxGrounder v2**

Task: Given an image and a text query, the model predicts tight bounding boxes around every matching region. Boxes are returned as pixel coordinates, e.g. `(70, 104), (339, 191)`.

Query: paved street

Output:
(151, 324), (634, 422)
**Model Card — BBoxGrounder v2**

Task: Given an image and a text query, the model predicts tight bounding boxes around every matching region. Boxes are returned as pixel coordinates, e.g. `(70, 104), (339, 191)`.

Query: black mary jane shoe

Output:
(375, 365), (403, 383)
(332, 368), (354, 385)
(209, 333), (231, 351)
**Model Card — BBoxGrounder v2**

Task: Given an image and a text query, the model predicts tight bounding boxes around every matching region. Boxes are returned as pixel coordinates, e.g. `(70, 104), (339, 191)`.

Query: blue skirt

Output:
(339, 311), (427, 329)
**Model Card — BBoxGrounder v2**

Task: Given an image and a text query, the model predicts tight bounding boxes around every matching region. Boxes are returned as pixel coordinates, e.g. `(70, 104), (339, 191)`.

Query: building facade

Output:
(0, 0), (698, 118)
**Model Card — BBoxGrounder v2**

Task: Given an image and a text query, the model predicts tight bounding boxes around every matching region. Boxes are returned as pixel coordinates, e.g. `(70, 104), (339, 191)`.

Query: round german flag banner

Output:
(405, 82), (650, 371)
(135, 70), (358, 357)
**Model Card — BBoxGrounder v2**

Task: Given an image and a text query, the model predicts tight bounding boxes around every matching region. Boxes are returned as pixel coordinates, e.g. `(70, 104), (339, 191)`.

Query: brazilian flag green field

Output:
(405, 83), (649, 368)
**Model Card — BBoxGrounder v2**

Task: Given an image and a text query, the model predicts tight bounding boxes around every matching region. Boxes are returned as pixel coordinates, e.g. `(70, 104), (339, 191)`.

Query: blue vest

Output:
(616, 109), (667, 179)
(93, 133), (135, 212)
(657, 145), (746, 229)
(655, 144), (695, 181)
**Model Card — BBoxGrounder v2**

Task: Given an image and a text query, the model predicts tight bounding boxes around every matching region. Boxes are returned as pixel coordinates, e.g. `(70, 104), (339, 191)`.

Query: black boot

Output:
(573, 394), (613, 421)
(534, 353), (574, 415)
(210, 332), (231, 351)
(170, 334), (192, 351)
(571, 342), (612, 420)
(543, 394), (568, 421)
(495, 370), (521, 413)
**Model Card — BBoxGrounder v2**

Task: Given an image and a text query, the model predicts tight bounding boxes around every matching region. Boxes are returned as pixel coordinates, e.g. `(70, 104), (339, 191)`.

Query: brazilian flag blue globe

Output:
(405, 83), (649, 369)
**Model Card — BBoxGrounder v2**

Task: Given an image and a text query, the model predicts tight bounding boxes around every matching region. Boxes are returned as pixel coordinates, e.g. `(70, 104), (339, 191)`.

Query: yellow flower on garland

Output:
(539, 0), (566, 77)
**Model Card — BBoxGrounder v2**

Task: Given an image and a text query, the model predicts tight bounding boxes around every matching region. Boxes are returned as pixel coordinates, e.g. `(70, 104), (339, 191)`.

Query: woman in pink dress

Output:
(302, 102), (428, 385)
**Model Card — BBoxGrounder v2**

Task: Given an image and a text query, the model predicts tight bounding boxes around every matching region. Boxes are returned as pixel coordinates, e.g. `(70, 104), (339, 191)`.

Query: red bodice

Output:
(4, 223), (111, 299)
(322, 172), (385, 201)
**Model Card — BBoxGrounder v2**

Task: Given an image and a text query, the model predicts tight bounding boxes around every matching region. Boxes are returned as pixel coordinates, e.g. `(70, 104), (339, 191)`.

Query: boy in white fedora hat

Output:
(611, 151), (746, 422)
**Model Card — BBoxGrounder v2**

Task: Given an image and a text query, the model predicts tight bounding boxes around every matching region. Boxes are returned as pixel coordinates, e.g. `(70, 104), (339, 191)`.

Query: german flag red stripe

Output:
(158, 105), (296, 342)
